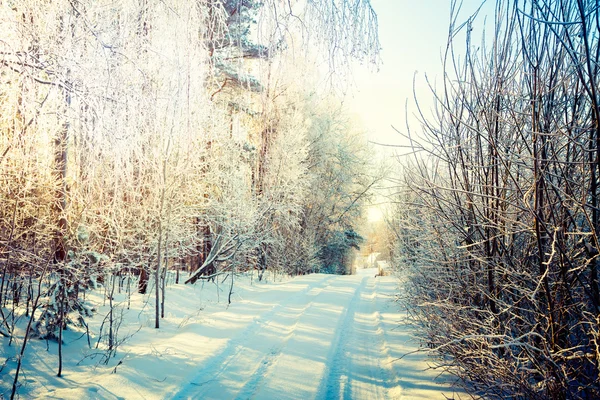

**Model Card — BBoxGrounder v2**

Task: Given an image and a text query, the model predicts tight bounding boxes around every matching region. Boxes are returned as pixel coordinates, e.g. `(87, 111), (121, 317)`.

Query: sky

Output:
(349, 0), (495, 152)
(350, 0), (495, 221)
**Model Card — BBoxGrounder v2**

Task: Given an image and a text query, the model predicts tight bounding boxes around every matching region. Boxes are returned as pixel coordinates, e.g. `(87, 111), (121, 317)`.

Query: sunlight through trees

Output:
(0, 1), (380, 396)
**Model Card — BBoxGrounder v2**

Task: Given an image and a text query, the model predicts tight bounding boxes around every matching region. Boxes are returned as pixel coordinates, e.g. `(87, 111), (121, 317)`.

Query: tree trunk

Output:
(138, 266), (149, 294)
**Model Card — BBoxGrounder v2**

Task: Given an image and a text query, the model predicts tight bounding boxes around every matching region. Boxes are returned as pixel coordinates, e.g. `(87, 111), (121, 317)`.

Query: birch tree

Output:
(1, 0), (381, 393)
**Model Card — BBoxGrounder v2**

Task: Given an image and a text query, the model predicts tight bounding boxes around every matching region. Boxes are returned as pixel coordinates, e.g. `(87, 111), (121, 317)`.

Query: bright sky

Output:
(349, 0), (494, 151)
(353, 0), (494, 222)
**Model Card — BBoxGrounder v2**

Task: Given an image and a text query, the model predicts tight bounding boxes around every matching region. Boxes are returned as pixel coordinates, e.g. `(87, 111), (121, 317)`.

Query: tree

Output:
(391, 1), (600, 398)
(1, 0), (381, 395)
(291, 98), (380, 275)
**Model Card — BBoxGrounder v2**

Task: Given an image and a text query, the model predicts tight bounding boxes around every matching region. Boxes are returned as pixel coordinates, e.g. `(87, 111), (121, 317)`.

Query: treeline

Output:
(391, 0), (600, 398)
(0, 0), (380, 390)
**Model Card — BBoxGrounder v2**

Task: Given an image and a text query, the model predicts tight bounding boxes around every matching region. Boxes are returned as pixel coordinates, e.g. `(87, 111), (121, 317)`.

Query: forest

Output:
(0, 0), (383, 398)
(2, 0), (600, 399)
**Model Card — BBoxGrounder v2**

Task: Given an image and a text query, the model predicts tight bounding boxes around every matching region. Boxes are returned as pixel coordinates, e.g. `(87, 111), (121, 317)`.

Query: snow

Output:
(1, 269), (464, 399)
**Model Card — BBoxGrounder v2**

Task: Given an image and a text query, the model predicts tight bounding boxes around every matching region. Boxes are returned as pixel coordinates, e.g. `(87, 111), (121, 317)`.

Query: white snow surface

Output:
(1, 269), (463, 399)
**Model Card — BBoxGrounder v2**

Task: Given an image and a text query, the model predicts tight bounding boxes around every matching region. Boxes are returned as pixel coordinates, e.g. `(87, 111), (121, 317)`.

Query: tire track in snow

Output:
(249, 275), (365, 399)
(232, 344), (280, 400)
(368, 275), (403, 399)
(347, 276), (397, 400)
(230, 283), (341, 400)
(316, 275), (367, 400)
(229, 275), (358, 399)
(316, 275), (402, 400)
(170, 275), (337, 400)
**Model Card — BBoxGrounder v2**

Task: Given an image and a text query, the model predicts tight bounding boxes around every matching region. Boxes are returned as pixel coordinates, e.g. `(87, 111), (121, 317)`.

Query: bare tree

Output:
(391, 1), (600, 398)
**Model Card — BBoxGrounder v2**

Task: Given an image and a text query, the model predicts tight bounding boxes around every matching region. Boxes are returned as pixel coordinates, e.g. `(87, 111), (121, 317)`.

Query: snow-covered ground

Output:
(1, 269), (462, 399)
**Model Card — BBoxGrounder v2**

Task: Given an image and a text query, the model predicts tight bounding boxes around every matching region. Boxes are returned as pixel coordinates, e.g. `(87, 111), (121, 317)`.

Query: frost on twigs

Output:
(0, 0), (381, 396)
(389, 0), (600, 398)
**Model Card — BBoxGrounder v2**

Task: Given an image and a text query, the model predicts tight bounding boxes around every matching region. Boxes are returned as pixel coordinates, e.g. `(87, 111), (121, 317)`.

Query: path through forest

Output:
(168, 268), (459, 399)
(3, 269), (462, 399)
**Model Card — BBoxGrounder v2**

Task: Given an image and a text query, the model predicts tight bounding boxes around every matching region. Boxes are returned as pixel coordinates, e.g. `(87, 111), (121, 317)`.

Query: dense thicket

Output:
(0, 0), (379, 394)
(391, 0), (600, 398)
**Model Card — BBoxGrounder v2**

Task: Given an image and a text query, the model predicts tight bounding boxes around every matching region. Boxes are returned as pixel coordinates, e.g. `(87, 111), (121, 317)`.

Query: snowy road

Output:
(168, 269), (458, 400)
(13, 269), (461, 399)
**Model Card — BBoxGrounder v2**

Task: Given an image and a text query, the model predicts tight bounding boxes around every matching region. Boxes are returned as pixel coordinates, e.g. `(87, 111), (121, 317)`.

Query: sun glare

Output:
(367, 206), (383, 222)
